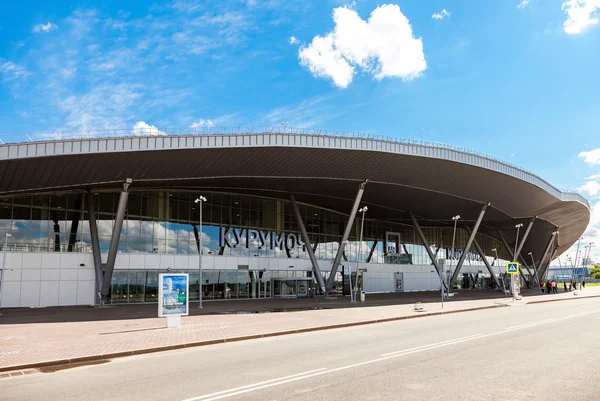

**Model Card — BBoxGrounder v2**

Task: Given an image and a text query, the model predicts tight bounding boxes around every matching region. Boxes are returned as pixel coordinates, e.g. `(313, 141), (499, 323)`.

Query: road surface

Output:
(2, 298), (600, 401)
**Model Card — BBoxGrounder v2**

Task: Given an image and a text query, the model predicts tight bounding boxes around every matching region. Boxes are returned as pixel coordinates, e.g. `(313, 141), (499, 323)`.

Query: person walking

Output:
(564, 281), (567, 292)
(582, 280), (586, 289)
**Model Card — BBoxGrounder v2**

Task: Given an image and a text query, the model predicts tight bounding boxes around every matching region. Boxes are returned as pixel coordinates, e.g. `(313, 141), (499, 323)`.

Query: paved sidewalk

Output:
(1, 287), (599, 372)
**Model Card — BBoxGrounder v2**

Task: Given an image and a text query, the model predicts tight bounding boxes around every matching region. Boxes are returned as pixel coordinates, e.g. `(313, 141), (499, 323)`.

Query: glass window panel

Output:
(110, 271), (129, 303)
(145, 271), (159, 302)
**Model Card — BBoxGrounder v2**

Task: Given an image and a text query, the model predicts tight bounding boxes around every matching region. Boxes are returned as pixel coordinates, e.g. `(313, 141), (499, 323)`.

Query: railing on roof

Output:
(0, 126), (589, 208)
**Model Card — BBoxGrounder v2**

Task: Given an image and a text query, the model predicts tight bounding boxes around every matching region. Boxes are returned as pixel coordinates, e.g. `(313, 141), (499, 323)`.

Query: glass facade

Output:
(0, 191), (510, 267)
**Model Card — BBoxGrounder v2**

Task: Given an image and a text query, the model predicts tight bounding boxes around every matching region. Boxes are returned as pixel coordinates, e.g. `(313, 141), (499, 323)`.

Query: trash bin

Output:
(360, 291), (366, 302)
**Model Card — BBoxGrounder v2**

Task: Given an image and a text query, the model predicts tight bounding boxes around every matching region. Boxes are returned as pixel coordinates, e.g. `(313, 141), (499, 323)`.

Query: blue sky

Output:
(1, 0), (599, 260)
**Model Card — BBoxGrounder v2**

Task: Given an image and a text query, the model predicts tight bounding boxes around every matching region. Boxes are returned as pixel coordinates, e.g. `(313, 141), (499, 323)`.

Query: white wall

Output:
(0, 251), (494, 307)
(0, 252), (95, 308)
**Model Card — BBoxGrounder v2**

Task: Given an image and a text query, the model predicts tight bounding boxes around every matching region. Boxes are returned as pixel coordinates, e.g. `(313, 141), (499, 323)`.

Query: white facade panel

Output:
(22, 253), (42, 269)
(1, 282), (21, 307)
(41, 268), (60, 281)
(41, 253), (61, 269)
(21, 268), (41, 281)
(77, 281), (95, 305)
(59, 269), (79, 281)
(40, 281), (60, 306)
(58, 281), (78, 306)
(20, 281), (41, 307)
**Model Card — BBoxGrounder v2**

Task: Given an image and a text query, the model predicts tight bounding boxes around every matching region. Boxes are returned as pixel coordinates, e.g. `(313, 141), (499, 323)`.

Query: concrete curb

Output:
(526, 294), (600, 305)
(0, 303), (508, 373)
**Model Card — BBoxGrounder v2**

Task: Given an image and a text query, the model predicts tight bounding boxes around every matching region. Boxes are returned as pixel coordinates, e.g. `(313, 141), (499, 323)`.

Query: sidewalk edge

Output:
(0, 303), (507, 373)
(526, 294), (600, 305)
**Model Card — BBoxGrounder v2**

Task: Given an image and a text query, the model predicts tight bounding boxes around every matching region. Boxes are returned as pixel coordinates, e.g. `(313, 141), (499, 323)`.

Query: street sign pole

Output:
(506, 262), (520, 301)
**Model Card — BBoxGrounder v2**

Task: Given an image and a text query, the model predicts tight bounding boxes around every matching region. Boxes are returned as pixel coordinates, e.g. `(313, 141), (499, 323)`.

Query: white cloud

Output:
(562, 0), (600, 34)
(33, 22), (58, 33)
(579, 148), (600, 164)
(132, 121), (166, 136)
(190, 119), (214, 129)
(298, 4), (426, 88)
(0, 60), (29, 81)
(289, 36), (299, 45)
(517, 0), (531, 9)
(432, 9), (451, 19)
(578, 179), (600, 197)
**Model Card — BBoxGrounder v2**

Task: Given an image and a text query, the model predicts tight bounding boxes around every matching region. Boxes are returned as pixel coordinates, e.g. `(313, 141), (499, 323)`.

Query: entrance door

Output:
(273, 279), (298, 297)
(297, 280), (309, 298)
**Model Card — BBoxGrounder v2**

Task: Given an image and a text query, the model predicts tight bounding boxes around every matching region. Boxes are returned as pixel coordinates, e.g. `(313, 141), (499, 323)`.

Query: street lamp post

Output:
(583, 242), (594, 286)
(0, 233), (12, 309)
(345, 240), (353, 303)
(356, 206), (368, 302)
(528, 252), (541, 291)
(514, 223), (523, 261)
(449, 215), (460, 292)
(194, 196), (207, 309)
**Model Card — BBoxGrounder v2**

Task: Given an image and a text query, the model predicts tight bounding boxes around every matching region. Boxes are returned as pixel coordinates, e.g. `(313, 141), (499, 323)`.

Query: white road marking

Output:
(181, 308), (600, 401)
(180, 368), (327, 401)
(380, 334), (484, 357)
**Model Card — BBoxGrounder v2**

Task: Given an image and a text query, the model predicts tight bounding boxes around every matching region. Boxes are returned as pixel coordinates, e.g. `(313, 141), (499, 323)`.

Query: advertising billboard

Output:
(158, 273), (189, 317)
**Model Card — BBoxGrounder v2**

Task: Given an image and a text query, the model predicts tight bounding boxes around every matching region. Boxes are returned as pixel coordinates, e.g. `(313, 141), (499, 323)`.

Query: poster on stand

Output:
(158, 273), (189, 317)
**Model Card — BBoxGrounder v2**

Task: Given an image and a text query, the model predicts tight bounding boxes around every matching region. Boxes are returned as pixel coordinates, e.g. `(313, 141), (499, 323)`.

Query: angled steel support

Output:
(465, 225), (501, 289)
(326, 180), (368, 291)
(68, 195), (83, 252)
(101, 179), (132, 300)
(514, 217), (536, 262)
(290, 194), (326, 294)
(366, 241), (377, 263)
(541, 249), (558, 281)
(87, 192), (103, 304)
(411, 213), (448, 291)
(498, 231), (533, 279)
(538, 231), (558, 280)
(450, 203), (490, 286)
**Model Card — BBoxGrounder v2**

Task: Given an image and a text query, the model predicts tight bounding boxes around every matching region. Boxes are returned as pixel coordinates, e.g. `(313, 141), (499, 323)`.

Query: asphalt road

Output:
(2, 298), (600, 401)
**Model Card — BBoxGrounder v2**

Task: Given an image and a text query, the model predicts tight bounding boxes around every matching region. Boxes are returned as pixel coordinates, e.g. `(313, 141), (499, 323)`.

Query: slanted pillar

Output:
(101, 179), (132, 301)
(450, 203), (490, 286)
(538, 231), (558, 280)
(514, 218), (536, 262)
(290, 194), (326, 294)
(53, 218), (61, 252)
(498, 230), (533, 280)
(411, 214), (448, 291)
(465, 225), (501, 289)
(326, 180), (368, 292)
(68, 195), (83, 252)
(87, 192), (103, 304)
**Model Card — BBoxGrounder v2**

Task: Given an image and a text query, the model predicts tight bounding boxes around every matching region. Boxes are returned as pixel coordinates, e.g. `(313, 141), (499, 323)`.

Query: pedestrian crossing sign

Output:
(506, 262), (519, 275)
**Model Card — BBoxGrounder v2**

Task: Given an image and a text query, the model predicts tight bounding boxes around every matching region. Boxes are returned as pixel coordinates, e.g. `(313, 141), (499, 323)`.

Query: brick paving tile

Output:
(1, 288), (598, 370)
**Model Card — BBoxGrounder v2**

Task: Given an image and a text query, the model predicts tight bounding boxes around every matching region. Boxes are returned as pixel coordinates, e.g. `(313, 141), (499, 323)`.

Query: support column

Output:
(450, 203), (490, 286)
(465, 225), (501, 289)
(538, 231), (558, 280)
(411, 214), (448, 291)
(326, 180), (368, 292)
(53, 218), (61, 252)
(87, 192), (103, 304)
(68, 195), (83, 252)
(290, 194), (326, 294)
(101, 179), (132, 301)
(498, 231), (534, 279)
(514, 218), (536, 262)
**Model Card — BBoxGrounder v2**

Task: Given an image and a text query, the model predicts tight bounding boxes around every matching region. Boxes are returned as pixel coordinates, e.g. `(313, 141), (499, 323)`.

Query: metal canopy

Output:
(0, 133), (590, 261)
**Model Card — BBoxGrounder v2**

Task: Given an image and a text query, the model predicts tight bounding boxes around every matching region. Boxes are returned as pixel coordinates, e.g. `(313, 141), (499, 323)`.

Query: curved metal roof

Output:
(0, 131), (590, 263)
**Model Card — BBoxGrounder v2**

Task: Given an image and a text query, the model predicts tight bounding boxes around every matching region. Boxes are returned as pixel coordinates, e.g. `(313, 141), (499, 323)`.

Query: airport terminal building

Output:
(0, 130), (591, 307)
